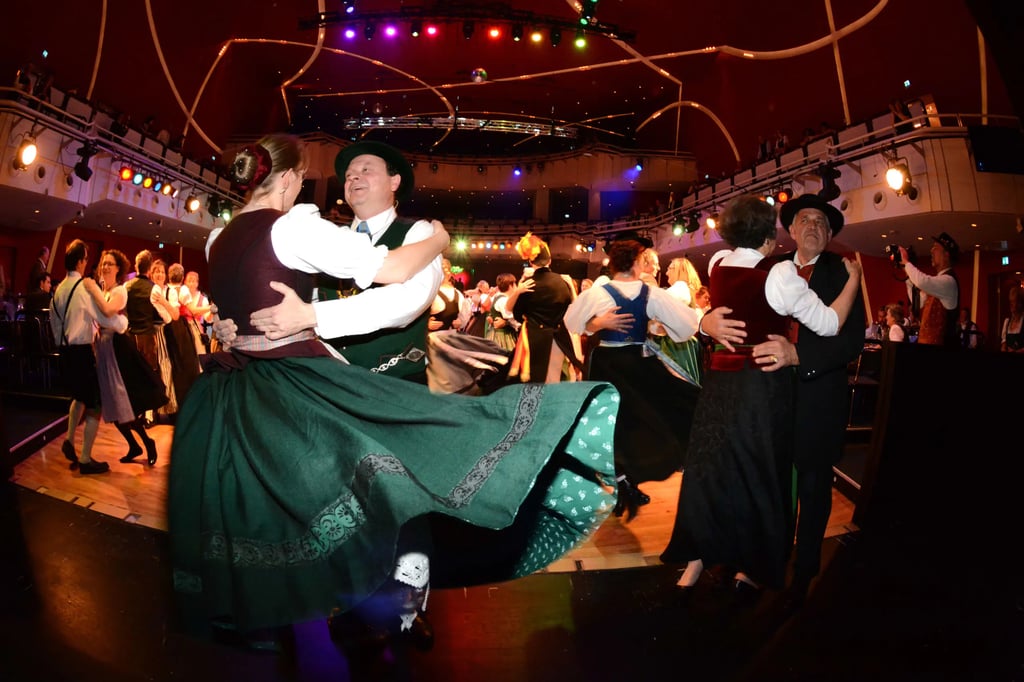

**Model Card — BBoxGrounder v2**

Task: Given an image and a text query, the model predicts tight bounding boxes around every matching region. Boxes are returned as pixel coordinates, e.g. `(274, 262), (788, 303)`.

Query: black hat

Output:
(779, 194), (845, 236)
(334, 141), (415, 202)
(932, 231), (960, 262)
(603, 229), (654, 252)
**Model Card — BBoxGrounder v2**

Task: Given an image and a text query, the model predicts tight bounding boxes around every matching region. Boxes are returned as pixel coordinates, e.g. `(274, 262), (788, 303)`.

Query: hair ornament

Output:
(232, 143), (273, 191)
(515, 232), (544, 262)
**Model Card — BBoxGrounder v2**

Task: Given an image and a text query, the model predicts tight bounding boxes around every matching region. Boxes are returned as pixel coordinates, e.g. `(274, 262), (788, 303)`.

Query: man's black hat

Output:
(335, 141), (415, 201)
(932, 231), (960, 263)
(779, 194), (845, 236)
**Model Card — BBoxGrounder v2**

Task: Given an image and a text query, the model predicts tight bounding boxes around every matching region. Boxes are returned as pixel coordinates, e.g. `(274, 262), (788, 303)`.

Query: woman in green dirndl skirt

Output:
(168, 134), (618, 644)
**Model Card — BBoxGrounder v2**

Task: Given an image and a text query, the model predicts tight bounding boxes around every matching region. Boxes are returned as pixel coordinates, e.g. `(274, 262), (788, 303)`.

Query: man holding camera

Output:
(898, 232), (960, 347)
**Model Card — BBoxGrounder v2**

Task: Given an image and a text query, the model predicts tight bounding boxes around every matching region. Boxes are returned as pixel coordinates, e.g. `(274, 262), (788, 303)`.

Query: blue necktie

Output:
(356, 221), (370, 235)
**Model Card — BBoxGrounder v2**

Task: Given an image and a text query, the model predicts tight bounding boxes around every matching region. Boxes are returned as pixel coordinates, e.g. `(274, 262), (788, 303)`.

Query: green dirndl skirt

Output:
(169, 353), (618, 633)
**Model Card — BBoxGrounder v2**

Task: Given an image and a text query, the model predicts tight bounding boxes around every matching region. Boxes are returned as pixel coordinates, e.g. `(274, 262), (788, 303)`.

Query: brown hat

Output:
(932, 231), (960, 262)
(779, 194), (845, 236)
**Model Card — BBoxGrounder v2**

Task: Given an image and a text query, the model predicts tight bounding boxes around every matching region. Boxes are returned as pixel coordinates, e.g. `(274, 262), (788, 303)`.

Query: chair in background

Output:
(20, 315), (60, 390)
(847, 343), (882, 429)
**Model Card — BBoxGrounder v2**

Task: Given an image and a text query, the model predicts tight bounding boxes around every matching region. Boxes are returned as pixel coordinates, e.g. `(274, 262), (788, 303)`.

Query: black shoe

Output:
(119, 447), (144, 463)
(78, 460), (110, 475)
(62, 440), (79, 470)
(144, 437), (158, 466)
(612, 478), (642, 522)
(635, 486), (651, 506)
(398, 612), (434, 651)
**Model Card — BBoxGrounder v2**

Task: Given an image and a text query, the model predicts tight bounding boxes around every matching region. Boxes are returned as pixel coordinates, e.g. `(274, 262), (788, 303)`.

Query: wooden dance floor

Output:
(10, 419), (856, 573)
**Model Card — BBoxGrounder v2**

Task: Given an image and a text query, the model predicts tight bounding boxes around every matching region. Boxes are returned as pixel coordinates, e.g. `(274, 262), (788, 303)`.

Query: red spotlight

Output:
(488, 26), (501, 39)
(119, 165), (133, 181)
(425, 24), (439, 36)
(777, 188), (791, 204)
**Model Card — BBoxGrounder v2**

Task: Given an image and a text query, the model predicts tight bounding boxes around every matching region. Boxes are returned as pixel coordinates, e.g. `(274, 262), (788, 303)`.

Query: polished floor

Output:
(1, 390), (1021, 682)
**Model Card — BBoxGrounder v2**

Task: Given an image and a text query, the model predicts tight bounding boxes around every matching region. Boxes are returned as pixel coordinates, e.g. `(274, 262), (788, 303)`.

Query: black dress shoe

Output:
(634, 486), (651, 506)
(78, 460), (110, 475)
(144, 437), (158, 466)
(62, 441), (79, 470)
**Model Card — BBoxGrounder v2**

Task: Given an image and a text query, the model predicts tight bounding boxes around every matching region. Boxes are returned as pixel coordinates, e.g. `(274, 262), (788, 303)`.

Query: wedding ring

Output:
(770, 355), (779, 363)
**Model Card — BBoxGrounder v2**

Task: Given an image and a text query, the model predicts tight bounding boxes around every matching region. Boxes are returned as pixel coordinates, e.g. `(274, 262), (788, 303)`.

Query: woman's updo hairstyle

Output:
(231, 134), (304, 192)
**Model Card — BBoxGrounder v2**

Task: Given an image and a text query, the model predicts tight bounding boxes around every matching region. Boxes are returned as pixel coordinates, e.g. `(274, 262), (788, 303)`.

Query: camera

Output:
(885, 244), (916, 266)
(885, 244), (902, 265)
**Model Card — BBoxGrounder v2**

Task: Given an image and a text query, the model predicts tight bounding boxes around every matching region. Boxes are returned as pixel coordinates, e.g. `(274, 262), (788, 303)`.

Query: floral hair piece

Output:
(515, 232), (544, 262)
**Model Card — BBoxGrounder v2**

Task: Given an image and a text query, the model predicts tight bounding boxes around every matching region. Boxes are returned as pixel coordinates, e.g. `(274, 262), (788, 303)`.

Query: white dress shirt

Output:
(206, 204), (389, 293)
(564, 279), (700, 344)
(709, 247), (840, 336)
(904, 264), (958, 311)
(309, 206), (443, 340)
(49, 271), (127, 346)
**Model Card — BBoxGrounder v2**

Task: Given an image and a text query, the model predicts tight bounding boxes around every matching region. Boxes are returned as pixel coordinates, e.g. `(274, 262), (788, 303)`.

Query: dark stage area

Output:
(2, 342), (1023, 681)
(0, 482), (1020, 682)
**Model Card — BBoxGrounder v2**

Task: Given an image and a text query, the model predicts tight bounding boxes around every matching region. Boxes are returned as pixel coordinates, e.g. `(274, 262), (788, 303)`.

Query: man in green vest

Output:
(246, 140), (442, 383)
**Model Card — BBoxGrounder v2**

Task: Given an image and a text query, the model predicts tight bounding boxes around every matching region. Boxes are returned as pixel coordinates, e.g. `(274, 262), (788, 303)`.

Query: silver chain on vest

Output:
(369, 347), (426, 373)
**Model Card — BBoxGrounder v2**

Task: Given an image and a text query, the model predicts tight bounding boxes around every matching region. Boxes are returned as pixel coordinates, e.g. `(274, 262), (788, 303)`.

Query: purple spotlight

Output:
(344, 28), (356, 39)
(384, 25), (398, 38)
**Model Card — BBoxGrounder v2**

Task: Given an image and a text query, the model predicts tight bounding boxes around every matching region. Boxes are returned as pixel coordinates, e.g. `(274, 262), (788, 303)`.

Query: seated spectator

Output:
(885, 303), (905, 342)
(959, 308), (980, 349)
(1001, 285), (1023, 352)
(24, 271), (53, 313)
(865, 305), (886, 341)
(889, 98), (914, 135)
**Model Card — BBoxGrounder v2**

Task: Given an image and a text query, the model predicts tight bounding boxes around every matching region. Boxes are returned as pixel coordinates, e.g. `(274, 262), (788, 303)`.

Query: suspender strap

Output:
(54, 278), (85, 347)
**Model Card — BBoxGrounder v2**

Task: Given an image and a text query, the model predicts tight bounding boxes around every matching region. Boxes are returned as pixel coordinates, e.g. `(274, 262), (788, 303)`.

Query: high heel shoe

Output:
(119, 446), (144, 463)
(144, 437), (158, 466)
(612, 478), (642, 521)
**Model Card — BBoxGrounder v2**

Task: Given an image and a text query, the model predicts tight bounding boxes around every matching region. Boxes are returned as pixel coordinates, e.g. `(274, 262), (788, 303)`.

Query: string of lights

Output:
(300, 3), (636, 44)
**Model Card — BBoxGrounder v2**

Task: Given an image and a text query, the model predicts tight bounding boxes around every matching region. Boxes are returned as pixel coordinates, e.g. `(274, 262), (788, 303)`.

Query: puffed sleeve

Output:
(270, 204), (388, 290)
(765, 261), (839, 336)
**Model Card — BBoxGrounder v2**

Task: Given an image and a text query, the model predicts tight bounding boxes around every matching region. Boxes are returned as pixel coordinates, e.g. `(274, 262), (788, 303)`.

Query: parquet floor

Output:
(10, 419), (856, 572)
